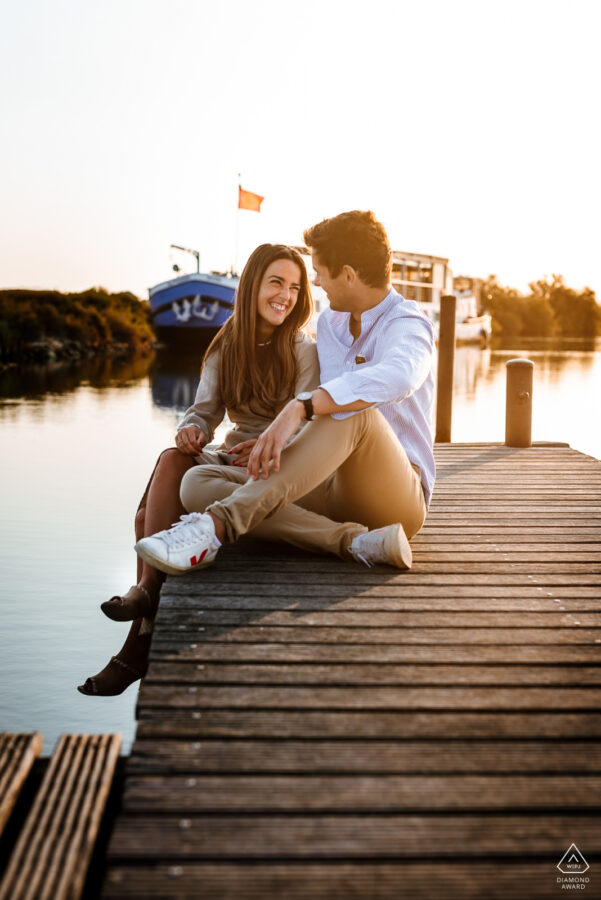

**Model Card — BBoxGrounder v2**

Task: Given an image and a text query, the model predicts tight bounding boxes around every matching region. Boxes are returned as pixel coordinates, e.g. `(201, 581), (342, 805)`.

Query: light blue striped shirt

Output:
(317, 287), (436, 506)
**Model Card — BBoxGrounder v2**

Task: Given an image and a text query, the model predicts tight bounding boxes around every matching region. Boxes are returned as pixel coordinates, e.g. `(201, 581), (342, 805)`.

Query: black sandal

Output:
(101, 584), (156, 622)
(77, 656), (144, 696)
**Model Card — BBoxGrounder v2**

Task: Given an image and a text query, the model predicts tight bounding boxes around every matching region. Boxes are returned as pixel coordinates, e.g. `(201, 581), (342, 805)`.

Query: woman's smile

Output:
(256, 258), (302, 339)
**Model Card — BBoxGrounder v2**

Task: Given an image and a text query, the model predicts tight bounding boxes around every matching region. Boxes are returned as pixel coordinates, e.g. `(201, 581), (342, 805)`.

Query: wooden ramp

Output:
(0, 733), (42, 837)
(103, 443), (601, 899)
(1, 734), (121, 900)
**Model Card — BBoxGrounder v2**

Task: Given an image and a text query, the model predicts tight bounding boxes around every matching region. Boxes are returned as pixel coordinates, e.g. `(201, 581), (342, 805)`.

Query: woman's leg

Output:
(102, 449), (198, 620)
(79, 449), (197, 695)
(112, 505), (153, 674)
(137, 448), (197, 601)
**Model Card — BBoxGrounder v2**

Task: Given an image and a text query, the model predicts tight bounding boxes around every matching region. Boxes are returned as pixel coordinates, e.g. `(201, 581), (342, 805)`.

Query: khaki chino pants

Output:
(180, 408), (427, 560)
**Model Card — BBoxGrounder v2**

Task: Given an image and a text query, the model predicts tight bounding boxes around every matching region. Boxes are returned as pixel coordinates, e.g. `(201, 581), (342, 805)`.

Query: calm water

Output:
(1, 339), (600, 755)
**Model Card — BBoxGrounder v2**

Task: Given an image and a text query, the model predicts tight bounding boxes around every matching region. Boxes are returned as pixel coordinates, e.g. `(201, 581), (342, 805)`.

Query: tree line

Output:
(0, 288), (154, 362)
(481, 275), (601, 338)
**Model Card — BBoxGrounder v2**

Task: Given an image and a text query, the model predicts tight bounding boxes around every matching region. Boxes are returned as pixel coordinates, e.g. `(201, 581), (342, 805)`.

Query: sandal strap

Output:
(136, 584), (151, 603)
(83, 677), (98, 695)
(107, 584), (152, 606)
(123, 584), (151, 603)
(110, 655), (142, 678)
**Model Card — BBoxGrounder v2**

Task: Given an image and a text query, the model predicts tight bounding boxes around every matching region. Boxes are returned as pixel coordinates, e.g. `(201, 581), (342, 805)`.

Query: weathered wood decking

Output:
(1, 734), (121, 900)
(103, 443), (601, 898)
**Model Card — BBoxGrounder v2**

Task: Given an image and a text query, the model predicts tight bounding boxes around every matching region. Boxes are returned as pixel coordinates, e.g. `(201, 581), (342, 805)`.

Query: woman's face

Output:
(256, 258), (302, 339)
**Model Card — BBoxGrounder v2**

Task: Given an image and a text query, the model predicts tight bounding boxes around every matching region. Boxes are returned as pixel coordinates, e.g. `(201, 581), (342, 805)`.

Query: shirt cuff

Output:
(319, 376), (359, 407)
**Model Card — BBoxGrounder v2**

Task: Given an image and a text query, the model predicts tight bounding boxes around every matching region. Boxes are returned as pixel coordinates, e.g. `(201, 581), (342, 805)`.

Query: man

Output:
(136, 210), (435, 572)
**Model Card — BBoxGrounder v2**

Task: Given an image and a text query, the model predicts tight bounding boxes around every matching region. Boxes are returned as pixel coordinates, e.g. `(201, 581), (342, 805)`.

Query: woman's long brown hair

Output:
(204, 244), (313, 415)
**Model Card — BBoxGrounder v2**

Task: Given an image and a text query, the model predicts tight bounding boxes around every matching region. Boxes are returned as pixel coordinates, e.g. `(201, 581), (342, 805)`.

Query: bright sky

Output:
(1, 0), (599, 299)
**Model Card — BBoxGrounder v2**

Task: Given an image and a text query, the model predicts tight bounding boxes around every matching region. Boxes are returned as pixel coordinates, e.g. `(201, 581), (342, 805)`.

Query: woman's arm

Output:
(294, 336), (321, 394)
(177, 351), (226, 446)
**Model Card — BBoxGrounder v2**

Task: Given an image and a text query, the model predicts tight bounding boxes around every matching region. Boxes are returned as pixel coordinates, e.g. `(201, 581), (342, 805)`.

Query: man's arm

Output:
(246, 389), (369, 480)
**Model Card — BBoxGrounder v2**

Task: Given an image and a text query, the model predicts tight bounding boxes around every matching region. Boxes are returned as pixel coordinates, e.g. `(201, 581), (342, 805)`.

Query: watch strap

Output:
(297, 393), (314, 420)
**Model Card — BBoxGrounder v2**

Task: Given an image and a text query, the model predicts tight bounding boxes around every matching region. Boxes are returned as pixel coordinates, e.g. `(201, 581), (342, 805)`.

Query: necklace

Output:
(257, 340), (272, 347)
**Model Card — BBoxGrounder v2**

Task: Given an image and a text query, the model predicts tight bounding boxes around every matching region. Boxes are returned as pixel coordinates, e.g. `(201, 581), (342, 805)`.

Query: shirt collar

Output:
(330, 288), (400, 346)
(359, 287), (397, 328)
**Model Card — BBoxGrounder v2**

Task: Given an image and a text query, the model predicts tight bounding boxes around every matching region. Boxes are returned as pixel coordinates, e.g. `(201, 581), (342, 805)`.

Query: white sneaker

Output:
(135, 512), (221, 576)
(349, 523), (412, 570)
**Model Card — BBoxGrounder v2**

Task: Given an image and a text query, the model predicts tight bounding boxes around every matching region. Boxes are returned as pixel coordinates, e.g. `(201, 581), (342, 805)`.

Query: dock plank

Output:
(102, 444), (601, 899)
(102, 862), (593, 900)
(126, 739), (601, 774)
(107, 813), (601, 858)
(134, 709), (601, 739)
(144, 662), (601, 685)
(0, 732), (42, 836)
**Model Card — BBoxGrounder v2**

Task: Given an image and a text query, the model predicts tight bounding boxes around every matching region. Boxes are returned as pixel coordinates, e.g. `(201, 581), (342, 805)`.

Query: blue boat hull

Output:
(149, 274), (237, 341)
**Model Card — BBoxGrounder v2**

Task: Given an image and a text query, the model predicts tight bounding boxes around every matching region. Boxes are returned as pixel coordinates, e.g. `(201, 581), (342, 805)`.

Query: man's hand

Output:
(227, 439), (257, 467)
(245, 388), (371, 480)
(246, 400), (304, 480)
(175, 425), (206, 456)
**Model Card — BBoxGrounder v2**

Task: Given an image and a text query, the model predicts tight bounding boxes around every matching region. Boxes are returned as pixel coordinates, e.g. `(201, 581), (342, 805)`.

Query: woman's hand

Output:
(227, 439), (257, 467)
(175, 426), (206, 456)
(246, 400), (304, 480)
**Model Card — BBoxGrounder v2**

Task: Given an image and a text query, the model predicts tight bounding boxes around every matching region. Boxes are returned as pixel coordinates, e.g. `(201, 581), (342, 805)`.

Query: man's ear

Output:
(342, 264), (358, 285)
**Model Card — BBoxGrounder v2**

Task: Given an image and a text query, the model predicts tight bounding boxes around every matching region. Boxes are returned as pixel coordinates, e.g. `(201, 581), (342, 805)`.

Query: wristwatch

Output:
(296, 391), (314, 420)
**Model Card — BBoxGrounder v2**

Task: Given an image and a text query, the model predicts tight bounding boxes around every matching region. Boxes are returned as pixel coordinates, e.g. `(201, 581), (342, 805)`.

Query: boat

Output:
(451, 276), (493, 345)
(149, 271), (238, 346)
(390, 251), (492, 345)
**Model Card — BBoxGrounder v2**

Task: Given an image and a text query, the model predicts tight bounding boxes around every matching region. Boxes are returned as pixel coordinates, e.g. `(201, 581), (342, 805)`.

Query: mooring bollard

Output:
(435, 294), (456, 443)
(505, 358), (534, 447)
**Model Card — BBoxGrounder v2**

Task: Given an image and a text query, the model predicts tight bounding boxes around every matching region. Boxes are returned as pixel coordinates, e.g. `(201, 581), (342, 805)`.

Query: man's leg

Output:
(181, 408), (426, 545)
(180, 464), (365, 559)
(321, 415), (426, 539)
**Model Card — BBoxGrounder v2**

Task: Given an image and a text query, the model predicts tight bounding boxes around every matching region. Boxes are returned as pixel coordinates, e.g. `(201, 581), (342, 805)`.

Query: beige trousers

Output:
(180, 408), (426, 560)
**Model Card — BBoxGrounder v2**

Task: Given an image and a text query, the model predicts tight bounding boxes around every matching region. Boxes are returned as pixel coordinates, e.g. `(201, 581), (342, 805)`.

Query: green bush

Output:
(0, 287), (154, 360)
(481, 275), (600, 338)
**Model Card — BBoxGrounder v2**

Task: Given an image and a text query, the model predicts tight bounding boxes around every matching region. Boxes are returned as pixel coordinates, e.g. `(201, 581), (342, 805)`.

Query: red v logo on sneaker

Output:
(190, 549), (208, 566)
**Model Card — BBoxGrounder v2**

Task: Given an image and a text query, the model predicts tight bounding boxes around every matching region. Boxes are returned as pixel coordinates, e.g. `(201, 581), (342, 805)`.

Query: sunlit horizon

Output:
(1, 0), (600, 300)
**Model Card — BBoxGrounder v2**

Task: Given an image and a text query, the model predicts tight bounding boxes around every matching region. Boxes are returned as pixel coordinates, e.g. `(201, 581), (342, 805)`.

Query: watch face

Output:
(297, 392), (312, 401)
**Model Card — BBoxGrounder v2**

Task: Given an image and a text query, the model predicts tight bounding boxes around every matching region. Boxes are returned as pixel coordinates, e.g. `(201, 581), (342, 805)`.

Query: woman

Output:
(78, 243), (318, 695)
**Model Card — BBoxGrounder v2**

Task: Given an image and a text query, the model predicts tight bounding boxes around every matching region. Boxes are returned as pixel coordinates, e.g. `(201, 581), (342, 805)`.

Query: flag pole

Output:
(234, 172), (241, 276)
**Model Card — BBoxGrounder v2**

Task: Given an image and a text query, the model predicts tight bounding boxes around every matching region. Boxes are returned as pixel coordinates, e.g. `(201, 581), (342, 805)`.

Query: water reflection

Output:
(453, 346), (492, 396)
(150, 349), (202, 412)
(492, 336), (599, 353)
(0, 352), (156, 401)
(451, 339), (601, 457)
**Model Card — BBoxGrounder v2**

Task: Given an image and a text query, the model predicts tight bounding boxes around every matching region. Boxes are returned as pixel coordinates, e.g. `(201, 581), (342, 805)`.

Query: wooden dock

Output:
(102, 442), (601, 899)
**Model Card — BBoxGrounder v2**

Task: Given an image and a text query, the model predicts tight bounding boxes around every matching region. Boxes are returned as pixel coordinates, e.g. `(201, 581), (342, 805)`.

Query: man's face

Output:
(311, 254), (351, 311)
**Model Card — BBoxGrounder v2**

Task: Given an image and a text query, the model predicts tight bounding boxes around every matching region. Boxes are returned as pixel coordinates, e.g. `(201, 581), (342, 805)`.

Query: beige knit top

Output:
(177, 333), (320, 451)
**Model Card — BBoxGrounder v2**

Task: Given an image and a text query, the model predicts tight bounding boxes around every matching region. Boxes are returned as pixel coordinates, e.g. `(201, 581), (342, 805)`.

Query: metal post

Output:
(435, 294), (456, 443)
(505, 358), (534, 447)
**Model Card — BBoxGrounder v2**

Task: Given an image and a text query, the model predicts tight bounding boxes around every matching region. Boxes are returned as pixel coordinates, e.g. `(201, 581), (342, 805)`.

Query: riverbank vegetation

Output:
(483, 275), (600, 339)
(0, 288), (154, 364)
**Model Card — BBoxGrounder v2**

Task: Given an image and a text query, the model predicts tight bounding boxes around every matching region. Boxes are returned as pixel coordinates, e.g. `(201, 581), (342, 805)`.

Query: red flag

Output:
(238, 186), (264, 212)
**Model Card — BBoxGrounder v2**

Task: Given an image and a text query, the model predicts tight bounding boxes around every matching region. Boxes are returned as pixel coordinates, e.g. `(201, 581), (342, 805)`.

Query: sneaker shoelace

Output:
(349, 535), (375, 568)
(350, 550), (373, 567)
(157, 513), (214, 550)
